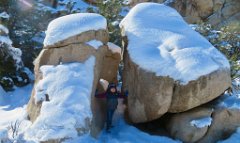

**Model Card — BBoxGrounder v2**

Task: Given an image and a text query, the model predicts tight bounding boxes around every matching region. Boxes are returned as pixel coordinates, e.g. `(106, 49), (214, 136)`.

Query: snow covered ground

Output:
(1, 80), (238, 143)
(0, 57), (181, 143)
(65, 119), (181, 143)
(0, 84), (33, 142)
(0, 68), (239, 143)
(64, 99), (181, 143)
(1, 78), (238, 143)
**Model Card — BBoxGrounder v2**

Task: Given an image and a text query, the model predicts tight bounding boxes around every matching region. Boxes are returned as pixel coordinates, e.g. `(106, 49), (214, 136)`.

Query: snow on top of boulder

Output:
(99, 79), (109, 91)
(0, 12), (10, 19)
(0, 25), (9, 34)
(120, 3), (230, 84)
(107, 42), (122, 54)
(86, 40), (103, 49)
(25, 57), (95, 142)
(190, 117), (212, 128)
(44, 13), (107, 46)
(0, 36), (12, 45)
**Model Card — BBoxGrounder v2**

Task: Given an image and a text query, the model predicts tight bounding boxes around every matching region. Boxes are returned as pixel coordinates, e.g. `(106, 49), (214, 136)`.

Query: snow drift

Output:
(25, 57), (95, 141)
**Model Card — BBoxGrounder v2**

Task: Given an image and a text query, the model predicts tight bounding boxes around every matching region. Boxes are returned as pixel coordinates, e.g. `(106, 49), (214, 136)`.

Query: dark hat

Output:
(107, 83), (117, 93)
(108, 83), (116, 88)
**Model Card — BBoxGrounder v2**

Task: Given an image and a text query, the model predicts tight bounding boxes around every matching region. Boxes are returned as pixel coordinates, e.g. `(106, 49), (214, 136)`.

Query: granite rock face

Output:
(169, 69), (231, 113)
(122, 49), (174, 123)
(166, 107), (214, 143)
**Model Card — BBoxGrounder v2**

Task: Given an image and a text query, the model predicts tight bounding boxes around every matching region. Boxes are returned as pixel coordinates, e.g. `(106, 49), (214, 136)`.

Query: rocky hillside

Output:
(128, 0), (240, 31)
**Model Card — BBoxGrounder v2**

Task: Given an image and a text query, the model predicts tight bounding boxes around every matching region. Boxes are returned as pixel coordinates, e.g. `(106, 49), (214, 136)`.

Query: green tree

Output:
(194, 24), (240, 79)
(0, 9), (30, 91)
(96, 0), (124, 45)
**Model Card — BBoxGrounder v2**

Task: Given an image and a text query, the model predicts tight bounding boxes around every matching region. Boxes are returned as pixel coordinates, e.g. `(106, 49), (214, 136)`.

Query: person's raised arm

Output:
(95, 89), (106, 98)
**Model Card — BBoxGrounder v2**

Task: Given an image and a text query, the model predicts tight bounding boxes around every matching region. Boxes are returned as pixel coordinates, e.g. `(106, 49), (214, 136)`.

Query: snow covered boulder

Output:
(167, 107), (240, 143)
(166, 107), (213, 143)
(43, 13), (108, 48)
(198, 108), (240, 143)
(169, 70), (231, 113)
(25, 60), (94, 142)
(166, 93), (240, 143)
(27, 13), (110, 141)
(120, 3), (231, 122)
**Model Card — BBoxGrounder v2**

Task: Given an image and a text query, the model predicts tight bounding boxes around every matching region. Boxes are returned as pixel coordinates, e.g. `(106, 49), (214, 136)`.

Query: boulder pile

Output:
(120, 3), (237, 142)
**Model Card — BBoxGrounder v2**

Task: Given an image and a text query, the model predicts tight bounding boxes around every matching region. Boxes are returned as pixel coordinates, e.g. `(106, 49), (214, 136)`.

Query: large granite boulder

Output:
(199, 108), (240, 143)
(166, 94), (240, 143)
(26, 13), (110, 142)
(122, 50), (174, 123)
(166, 107), (213, 143)
(120, 3), (231, 123)
(169, 69), (231, 113)
(171, 0), (213, 22)
(170, 0), (240, 31)
(97, 42), (122, 93)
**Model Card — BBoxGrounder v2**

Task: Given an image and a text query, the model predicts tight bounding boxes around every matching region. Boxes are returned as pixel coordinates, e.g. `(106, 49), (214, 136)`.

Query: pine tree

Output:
(194, 24), (240, 79)
(96, 0), (124, 45)
(0, 11), (30, 91)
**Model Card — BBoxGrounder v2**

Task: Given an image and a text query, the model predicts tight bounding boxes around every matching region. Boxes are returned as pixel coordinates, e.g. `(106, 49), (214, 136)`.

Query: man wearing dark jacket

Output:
(95, 83), (128, 132)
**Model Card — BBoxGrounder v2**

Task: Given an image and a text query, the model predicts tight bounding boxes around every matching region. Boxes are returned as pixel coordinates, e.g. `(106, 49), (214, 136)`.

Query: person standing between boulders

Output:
(95, 83), (128, 132)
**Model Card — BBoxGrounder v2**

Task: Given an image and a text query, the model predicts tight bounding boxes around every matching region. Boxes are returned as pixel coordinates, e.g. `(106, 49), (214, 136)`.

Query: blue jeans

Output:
(106, 109), (115, 130)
